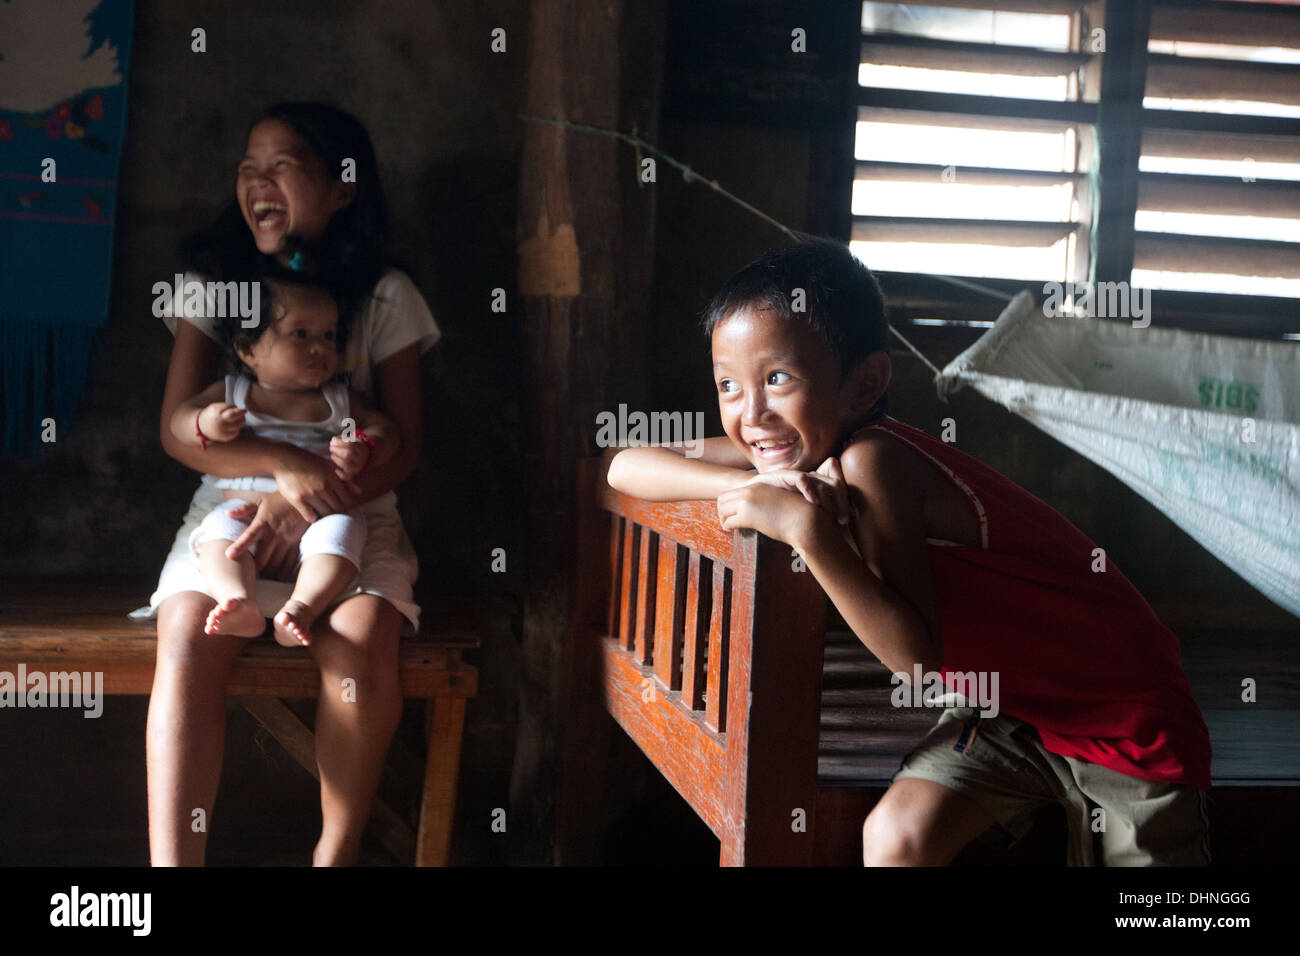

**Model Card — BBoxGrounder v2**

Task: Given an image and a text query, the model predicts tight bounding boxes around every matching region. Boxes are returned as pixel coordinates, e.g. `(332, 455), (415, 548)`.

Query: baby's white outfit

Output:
(188, 374), (365, 570)
(146, 268), (437, 633)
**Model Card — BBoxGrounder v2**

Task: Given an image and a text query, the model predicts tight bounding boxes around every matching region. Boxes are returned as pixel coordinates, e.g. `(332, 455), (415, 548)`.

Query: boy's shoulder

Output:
(837, 426), (931, 519)
(840, 420), (925, 488)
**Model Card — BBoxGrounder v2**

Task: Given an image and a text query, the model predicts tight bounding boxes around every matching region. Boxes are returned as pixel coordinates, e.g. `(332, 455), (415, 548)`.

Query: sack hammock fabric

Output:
(934, 290), (1300, 619)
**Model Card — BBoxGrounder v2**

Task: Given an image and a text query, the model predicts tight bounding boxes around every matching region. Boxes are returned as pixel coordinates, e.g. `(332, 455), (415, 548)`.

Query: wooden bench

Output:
(564, 457), (1300, 865)
(0, 576), (477, 866)
(563, 457), (947, 865)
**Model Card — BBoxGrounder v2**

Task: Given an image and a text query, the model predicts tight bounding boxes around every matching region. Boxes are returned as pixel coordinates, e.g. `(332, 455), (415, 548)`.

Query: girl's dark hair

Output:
(180, 101), (389, 329)
(702, 236), (891, 424)
(214, 265), (350, 380)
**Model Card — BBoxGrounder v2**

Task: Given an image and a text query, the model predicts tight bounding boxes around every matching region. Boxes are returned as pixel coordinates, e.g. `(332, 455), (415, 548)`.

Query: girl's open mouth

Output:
(251, 200), (288, 229)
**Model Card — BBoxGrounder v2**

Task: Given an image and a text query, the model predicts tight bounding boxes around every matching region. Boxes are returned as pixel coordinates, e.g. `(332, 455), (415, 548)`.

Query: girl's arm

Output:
(606, 436), (756, 501)
(340, 342), (424, 501)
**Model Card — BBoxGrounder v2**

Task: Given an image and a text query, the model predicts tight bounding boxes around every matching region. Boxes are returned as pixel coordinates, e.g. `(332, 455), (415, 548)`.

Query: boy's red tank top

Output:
(855, 416), (1212, 790)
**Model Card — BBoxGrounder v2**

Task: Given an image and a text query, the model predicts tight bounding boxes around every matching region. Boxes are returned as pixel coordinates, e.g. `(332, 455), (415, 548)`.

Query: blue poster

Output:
(0, 0), (135, 453)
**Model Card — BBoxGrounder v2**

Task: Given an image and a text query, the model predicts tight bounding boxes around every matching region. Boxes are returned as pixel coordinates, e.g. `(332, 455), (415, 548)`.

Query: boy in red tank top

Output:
(608, 237), (1211, 866)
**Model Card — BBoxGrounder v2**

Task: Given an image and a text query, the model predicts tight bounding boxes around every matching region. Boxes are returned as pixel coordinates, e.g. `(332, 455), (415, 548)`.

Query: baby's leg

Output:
(192, 502), (265, 638)
(273, 512), (366, 647)
(275, 555), (357, 647)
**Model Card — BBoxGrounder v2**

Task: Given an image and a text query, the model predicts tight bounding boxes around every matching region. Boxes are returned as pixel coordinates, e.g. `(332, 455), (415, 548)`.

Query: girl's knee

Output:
(311, 596), (401, 676)
(156, 591), (214, 636)
(154, 592), (243, 674)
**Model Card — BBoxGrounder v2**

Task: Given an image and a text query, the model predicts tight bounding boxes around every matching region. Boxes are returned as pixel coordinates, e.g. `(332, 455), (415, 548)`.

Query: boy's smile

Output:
(711, 306), (856, 473)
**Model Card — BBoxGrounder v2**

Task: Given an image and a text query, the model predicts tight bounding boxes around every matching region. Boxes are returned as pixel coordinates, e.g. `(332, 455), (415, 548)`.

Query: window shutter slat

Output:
(1146, 55), (1300, 110)
(1143, 127), (1300, 164)
(857, 160), (1086, 185)
(861, 35), (1093, 77)
(853, 216), (1077, 245)
(1139, 173), (1300, 218)
(1135, 232), (1300, 279)
(1150, 1), (1300, 50)
(873, 0), (1090, 14)
(858, 87), (1098, 125)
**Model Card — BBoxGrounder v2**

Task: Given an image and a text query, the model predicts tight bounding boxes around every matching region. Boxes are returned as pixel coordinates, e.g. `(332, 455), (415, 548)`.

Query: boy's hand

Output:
(329, 435), (370, 481)
(717, 480), (831, 552)
(197, 402), (246, 443)
(744, 457), (855, 526)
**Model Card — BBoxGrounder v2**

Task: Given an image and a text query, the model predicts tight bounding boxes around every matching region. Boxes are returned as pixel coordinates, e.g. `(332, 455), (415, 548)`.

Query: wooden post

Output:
(718, 533), (826, 865)
(515, 0), (663, 865)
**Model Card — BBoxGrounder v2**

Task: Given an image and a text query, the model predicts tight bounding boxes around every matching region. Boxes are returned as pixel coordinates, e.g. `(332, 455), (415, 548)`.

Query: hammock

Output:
(935, 290), (1300, 619)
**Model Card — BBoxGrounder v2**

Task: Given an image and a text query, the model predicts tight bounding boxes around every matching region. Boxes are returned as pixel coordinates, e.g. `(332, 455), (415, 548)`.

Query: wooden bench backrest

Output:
(578, 457), (828, 864)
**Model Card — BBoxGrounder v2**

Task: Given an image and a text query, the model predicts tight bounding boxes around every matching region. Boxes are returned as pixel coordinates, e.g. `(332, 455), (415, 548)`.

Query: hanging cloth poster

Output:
(0, 0), (135, 453)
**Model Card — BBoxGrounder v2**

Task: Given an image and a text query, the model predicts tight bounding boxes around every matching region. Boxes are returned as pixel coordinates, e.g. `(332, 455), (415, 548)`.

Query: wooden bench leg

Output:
(415, 696), (466, 866)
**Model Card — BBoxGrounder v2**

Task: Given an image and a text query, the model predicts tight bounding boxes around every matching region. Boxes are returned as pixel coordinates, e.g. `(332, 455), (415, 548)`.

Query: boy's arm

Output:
(717, 440), (941, 677)
(808, 439), (943, 677)
(606, 437), (755, 501)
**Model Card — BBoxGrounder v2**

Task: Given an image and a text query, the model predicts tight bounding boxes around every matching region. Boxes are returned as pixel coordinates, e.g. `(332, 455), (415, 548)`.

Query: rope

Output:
(518, 113), (999, 377)
(889, 326), (945, 377)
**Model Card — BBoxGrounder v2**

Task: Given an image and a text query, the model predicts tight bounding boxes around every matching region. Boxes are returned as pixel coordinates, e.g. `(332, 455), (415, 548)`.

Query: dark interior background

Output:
(0, 0), (1294, 866)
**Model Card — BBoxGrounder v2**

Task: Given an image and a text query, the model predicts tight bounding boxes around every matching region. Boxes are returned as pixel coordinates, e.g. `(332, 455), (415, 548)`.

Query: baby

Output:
(169, 273), (398, 647)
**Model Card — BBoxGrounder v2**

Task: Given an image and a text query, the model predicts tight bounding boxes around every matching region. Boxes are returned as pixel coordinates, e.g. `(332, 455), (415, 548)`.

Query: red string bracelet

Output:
(355, 428), (376, 473)
(195, 410), (209, 451)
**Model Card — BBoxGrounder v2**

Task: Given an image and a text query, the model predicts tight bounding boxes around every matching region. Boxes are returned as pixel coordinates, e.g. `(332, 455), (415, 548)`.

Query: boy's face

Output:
(711, 306), (855, 473)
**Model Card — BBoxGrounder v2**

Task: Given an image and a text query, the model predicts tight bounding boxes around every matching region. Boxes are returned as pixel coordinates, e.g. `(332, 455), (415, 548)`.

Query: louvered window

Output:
(851, 0), (1300, 334)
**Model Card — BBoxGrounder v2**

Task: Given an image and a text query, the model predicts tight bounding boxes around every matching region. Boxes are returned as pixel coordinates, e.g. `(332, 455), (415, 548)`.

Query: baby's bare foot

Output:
(206, 596), (265, 637)
(273, 600), (315, 647)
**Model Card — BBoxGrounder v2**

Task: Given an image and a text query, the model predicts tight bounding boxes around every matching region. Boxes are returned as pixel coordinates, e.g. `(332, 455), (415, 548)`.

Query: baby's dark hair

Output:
(181, 101), (389, 318)
(702, 236), (890, 422)
(215, 265), (349, 380)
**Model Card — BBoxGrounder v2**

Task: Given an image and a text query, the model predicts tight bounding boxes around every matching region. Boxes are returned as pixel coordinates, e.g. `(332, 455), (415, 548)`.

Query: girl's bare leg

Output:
(274, 554), (357, 648)
(197, 540), (265, 637)
(147, 591), (247, 866)
(307, 594), (403, 865)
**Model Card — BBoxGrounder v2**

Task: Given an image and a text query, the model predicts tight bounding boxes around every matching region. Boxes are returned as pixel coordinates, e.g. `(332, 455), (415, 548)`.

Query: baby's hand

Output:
(197, 402), (246, 443)
(329, 434), (370, 480)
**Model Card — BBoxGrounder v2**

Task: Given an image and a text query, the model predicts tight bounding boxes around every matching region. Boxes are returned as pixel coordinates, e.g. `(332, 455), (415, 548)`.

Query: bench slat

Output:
(0, 579), (479, 699)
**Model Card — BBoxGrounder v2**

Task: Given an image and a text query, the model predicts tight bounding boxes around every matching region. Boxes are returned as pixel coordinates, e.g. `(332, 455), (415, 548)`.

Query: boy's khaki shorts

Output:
(892, 700), (1211, 866)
